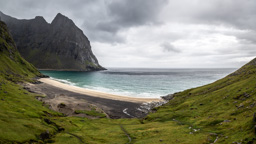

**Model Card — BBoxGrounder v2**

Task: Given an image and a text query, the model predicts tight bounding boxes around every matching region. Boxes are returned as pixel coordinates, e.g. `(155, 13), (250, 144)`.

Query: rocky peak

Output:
(51, 13), (75, 28)
(34, 16), (47, 23)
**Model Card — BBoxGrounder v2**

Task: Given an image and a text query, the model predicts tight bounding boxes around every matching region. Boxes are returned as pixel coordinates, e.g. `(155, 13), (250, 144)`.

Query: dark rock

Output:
(199, 103), (204, 106)
(0, 12), (105, 71)
(253, 113), (256, 123)
(161, 94), (174, 101)
(39, 130), (50, 140)
(57, 127), (65, 132)
(44, 118), (53, 124)
(223, 120), (231, 123)
(209, 133), (218, 136)
(254, 125), (256, 134)
(31, 80), (43, 84)
(38, 74), (50, 78)
(57, 103), (66, 108)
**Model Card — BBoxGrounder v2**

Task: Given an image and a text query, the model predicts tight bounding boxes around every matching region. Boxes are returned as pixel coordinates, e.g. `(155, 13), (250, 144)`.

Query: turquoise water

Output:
(40, 68), (236, 98)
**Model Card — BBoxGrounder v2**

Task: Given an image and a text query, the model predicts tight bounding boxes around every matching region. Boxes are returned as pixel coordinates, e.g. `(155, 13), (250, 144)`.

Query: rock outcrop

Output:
(0, 11), (105, 71)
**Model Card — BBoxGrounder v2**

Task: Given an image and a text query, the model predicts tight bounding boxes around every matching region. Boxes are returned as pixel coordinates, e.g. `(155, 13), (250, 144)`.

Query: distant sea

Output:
(40, 68), (237, 98)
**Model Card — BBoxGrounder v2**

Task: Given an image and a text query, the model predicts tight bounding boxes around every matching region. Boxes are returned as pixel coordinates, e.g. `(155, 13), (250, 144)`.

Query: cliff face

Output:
(0, 12), (105, 71)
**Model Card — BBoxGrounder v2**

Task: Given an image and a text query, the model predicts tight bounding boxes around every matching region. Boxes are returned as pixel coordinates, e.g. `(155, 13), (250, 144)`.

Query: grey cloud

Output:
(84, 0), (168, 43)
(194, 0), (256, 30)
(233, 31), (256, 44)
(161, 42), (181, 53)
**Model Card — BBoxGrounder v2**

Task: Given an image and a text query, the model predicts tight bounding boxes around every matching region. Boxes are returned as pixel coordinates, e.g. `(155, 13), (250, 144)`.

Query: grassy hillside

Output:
(0, 19), (256, 143)
(0, 21), (40, 81)
(0, 21), (62, 143)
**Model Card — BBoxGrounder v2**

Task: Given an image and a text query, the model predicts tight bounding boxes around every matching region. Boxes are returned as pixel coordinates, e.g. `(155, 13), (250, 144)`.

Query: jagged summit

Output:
(51, 13), (74, 25)
(34, 16), (46, 21)
(0, 11), (105, 71)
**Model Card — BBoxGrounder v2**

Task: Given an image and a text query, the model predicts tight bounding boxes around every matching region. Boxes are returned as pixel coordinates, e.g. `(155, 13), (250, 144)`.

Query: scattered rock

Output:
(159, 139), (163, 142)
(199, 103), (204, 106)
(244, 92), (250, 98)
(3, 91), (7, 94)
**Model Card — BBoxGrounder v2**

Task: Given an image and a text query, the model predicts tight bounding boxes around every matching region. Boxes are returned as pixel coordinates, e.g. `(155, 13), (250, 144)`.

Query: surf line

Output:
(123, 108), (135, 118)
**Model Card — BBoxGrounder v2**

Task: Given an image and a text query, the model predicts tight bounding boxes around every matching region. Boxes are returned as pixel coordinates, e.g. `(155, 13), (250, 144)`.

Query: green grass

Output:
(0, 79), (62, 143)
(74, 110), (106, 118)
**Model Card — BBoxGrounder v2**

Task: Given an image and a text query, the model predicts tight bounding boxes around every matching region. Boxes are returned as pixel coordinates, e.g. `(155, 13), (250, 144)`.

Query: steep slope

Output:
(0, 11), (105, 71)
(0, 21), (62, 143)
(0, 21), (40, 81)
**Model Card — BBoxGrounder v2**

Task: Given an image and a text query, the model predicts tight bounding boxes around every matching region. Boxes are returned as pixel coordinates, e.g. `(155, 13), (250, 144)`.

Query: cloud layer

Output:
(0, 0), (255, 68)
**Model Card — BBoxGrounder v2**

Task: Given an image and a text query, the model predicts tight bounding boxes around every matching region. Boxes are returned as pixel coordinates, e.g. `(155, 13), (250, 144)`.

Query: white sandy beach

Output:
(39, 78), (161, 103)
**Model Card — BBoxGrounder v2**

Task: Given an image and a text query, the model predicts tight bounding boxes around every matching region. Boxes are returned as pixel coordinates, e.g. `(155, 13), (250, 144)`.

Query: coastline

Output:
(23, 78), (162, 118)
(39, 78), (160, 103)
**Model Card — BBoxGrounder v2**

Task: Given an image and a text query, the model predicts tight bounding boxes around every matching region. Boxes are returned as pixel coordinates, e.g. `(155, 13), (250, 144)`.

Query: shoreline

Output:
(39, 78), (161, 103)
(24, 78), (163, 118)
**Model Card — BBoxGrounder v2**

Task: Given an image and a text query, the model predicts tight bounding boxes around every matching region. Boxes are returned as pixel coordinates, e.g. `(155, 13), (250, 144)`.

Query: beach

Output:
(39, 78), (160, 103)
(24, 78), (161, 118)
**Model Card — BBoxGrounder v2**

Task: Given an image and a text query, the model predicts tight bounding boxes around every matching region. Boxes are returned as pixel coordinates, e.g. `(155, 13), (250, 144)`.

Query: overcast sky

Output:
(0, 0), (256, 68)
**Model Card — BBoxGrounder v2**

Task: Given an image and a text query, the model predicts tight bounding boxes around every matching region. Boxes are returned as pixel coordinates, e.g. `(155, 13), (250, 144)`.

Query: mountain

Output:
(0, 11), (105, 71)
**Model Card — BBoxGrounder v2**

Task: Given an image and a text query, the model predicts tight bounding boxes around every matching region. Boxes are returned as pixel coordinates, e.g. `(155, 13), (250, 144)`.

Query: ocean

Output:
(40, 68), (236, 98)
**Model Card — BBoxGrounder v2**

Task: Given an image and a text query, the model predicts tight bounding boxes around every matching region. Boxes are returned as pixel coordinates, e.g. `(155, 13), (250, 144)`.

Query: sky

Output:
(0, 0), (256, 68)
